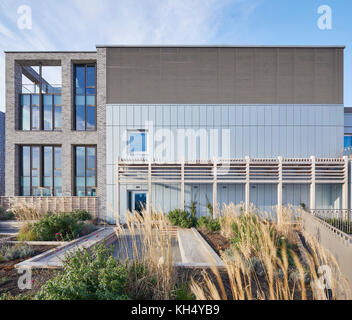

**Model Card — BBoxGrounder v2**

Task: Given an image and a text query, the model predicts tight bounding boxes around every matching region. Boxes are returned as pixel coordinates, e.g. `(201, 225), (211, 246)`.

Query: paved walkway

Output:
(15, 227), (115, 269)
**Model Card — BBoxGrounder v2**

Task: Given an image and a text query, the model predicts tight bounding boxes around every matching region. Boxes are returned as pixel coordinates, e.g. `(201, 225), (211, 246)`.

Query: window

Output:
(344, 135), (352, 149)
(20, 146), (62, 196)
(127, 130), (148, 155)
(20, 65), (62, 131)
(74, 64), (96, 131)
(74, 146), (97, 196)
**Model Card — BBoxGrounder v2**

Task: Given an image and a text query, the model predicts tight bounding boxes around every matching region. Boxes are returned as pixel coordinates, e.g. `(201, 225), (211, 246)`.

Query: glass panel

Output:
(86, 88), (96, 95)
(75, 95), (85, 105)
(43, 177), (52, 188)
(21, 95), (30, 130)
(87, 188), (96, 197)
(134, 193), (147, 213)
(75, 177), (86, 196)
(31, 147), (40, 171)
(87, 66), (95, 87)
(22, 147), (31, 176)
(54, 95), (62, 105)
(44, 147), (53, 177)
(75, 147), (86, 177)
(75, 65), (85, 95)
(21, 177), (31, 196)
(86, 147), (95, 169)
(87, 177), (96, 187)
(32, 177), (39, 187)
(32, 187), (41, 196)
(44, 105), (53, 130)
(54, 177), (62, 196)
(76, 105), (85, 130)
(87, 106), (96, 129)
(32, 106), (40, 129)
(86, 95), (95, 105)
(54, 106), (62, 129)
(54, 147), (62, 176)
(128, 132), (147, 153)
(31, 95), (40, 105)
(344, 136), (352, 148)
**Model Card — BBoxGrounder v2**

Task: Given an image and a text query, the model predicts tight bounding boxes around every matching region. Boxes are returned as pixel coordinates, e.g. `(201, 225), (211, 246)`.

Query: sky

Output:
(0, 0), (352, 112)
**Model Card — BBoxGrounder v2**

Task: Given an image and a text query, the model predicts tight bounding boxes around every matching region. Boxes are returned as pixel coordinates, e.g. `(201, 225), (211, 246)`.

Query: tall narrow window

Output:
(74, 146), (97, 196)
(20, 146), (62, 196)
(20, 64), (62, 131)
(74, 64), (96, 131)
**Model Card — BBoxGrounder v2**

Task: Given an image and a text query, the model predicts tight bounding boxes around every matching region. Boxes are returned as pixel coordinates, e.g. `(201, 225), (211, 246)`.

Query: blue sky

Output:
(0, 0), (351, 112)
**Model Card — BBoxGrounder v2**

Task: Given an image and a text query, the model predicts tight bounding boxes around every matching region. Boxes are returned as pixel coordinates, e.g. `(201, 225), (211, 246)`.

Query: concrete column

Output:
(342, 156), (349, 210)
(310, 156), (316, 210)
(277, 156), (283, 225)
(245, 156), (250, 211)
(181, 160), (185, 211)
(213, 159), (217, 218)
(148, 161), (152, 214)
(115, 157), (120, 225)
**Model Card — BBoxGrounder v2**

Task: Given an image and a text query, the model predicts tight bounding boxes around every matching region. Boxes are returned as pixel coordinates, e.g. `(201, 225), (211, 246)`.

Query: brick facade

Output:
(5, 51), (106, 218)
(0, 112), (4, 196)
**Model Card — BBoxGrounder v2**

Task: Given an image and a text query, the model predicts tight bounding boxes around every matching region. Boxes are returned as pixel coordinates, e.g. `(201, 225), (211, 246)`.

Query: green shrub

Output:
(17, 223), (37, 241)
(35, 244), (130, 300)
(0, 244), (36, 261)
(17, 212), (89, 242)
(197, 215), (221, 232)
(32, 212), (84, 241)
(72, 209), (92, 221)
(167, 209), (194, 228)
(173, 283), (196, 300)
(0, 208), (15, 221)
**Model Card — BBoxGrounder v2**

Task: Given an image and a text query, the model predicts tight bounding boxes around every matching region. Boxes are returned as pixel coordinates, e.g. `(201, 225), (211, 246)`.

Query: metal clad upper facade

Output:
(106, 46), (344, 105)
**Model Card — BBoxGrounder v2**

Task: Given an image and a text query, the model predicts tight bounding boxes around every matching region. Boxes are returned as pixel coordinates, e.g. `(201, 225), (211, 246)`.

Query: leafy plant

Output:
(35, 244), (130, 300)
(197, 215), (221, 232)
(17, 223), (37, 241)
(72, 209), (92, 221)
(0, 208), (15, 221)
(173, 283), (196, 300)
(0, 244), (36, 262)
(167, 209), (195, 228)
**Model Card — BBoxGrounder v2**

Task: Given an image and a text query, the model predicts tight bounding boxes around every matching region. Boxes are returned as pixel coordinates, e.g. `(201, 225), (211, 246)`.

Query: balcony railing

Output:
(21, 84), (62, 94)
(309, 209), (352, 234)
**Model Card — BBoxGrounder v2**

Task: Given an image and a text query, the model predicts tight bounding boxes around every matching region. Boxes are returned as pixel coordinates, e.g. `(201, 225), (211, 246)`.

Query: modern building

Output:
(0, 111), (4, 196)
(4, 45), (348, 223)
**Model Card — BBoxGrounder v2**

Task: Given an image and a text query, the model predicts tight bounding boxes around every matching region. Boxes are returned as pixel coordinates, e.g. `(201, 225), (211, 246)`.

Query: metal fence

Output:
(309, 209), (352, 235)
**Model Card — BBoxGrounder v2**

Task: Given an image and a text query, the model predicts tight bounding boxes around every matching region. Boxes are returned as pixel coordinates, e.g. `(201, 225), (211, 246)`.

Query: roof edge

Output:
(96, 44), (346, 49)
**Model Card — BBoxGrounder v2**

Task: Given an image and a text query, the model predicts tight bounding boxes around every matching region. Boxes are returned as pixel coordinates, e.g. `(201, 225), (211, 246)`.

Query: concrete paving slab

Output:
(177, 228), (225, 268)
(15, 227), (116, 269)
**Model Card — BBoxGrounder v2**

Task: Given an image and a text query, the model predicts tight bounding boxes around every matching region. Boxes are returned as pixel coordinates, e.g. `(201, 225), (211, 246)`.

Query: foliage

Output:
(167, 209), (195, 228)
(0, 244), (36, 262)
(0, 208), (15, 221)
(17, 223), (37, 241)
(190, 201), (197, 226)
(35, 244), (130, 300)
(173, 283), (196, 300)
(197, 215), (221, 232)
(72, 209), (92, 221)
(324, 218), (352, 234)
(16, 211), (95, 241)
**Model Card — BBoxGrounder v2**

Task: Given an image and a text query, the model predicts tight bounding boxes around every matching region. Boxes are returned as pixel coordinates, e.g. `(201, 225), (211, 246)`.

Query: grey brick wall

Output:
(5, 51), (106, 219)
(0, 112), (4, 196)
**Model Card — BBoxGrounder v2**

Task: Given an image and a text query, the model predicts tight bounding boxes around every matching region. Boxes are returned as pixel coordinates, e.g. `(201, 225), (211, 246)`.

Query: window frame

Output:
(73, 145), (97, 197)
(19, 64), (62, 131)
(19, 145), (62, 196)
(73, 63), (97, 131)
(127, 130), (148, 156)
